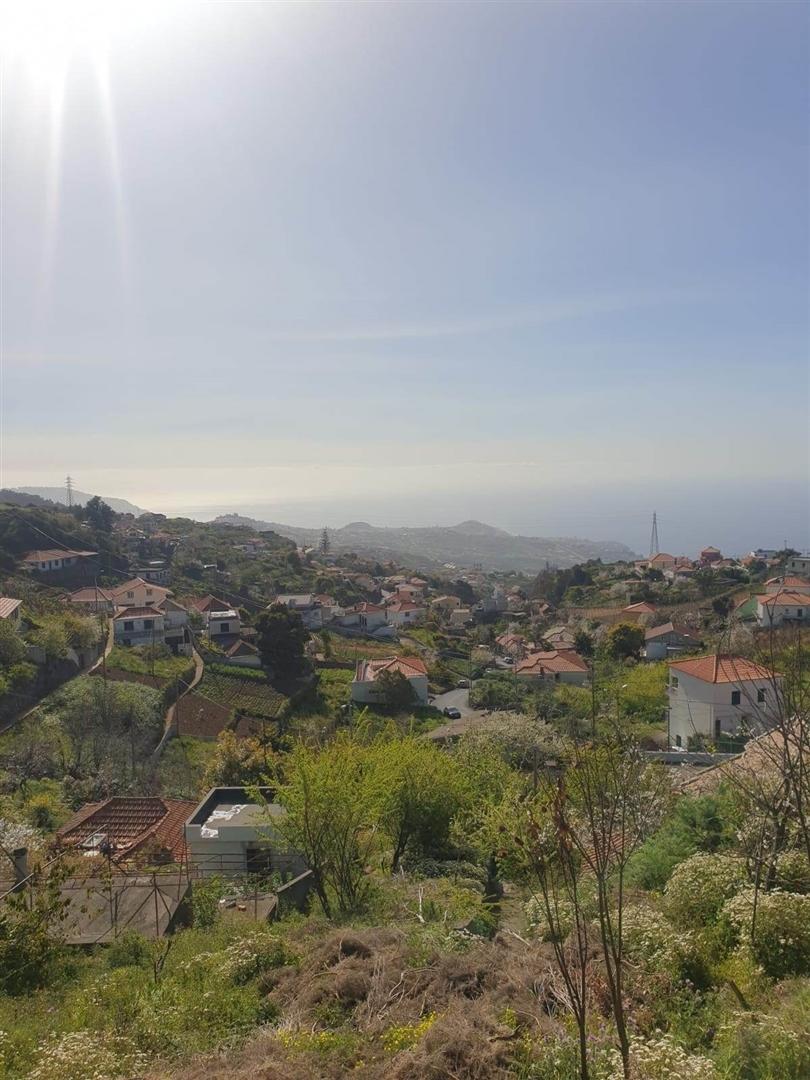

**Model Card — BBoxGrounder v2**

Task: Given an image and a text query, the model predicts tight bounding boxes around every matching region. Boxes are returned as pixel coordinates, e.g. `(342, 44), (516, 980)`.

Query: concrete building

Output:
(385, 599), (425, 627)
(113, 606), (166, 647)
(786, 555), (810, 576)
(644, 622), (702, 660)
(113, 577), (172, 609)
(22, 548), (98, 576)
(667, 655), (782, 749)
(351, 655), (429, 705)
(185, 787), (306, 878)
(514, 649), (589, 685)
(756, 593), (810, 628)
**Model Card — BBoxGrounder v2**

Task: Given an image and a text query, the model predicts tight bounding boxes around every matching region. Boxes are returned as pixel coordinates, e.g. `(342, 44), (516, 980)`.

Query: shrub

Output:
(621, 904), (696, 982)
(29, 1031), (146, 1080)
(713, 1008), (810, 1080)
(775, 850), (810, 894)
(106, 931), (151, 970)
(721, 889), (810, 978)
(607, 1033), (716, 1079)
(665, 854), (747, 927)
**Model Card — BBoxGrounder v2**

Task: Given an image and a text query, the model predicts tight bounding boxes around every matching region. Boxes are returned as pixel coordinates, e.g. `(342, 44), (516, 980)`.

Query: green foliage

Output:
(722, 889), (810, 978)
(627, 795), (733, 890)
(712, 984), (810, 1080)
(0, 619), (26, 668)
(255, 604), (309, 679)
(106, 646), (192, 681)
(665, 853), (748, 927)
(605, 621), (645, 660)
(82, 495), (115, 532)
(202, 731), (274, 788)
(373, 667), (418, 711)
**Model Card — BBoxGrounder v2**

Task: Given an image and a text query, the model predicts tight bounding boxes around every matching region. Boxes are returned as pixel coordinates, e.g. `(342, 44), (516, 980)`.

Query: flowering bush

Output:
(721, 889), (810, 978)
(776, 850), (810, 894)
(382, 1012), (437, 1052)
(665, 854), (747, 927)
(525, 895), (577, 942)
(713, 1009), (810, 1080)
(29, 1030), (146, 1080)
(607, 1033), (716, 1079)
(621, 904), (695, 982)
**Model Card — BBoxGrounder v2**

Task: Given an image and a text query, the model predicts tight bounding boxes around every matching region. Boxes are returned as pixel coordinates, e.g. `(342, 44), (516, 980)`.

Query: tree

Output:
(272, 737), (381, 917)
(0, 619), (26, 668)
(203, 731), (274, 788)
(255, 604), (309, 680)
(573, 629), (595, 659)
(605, 622), (644, 661)
(372, 737), (465, 871)
(83, 495), (115, 532)
(374, 668), (417, 711)
(319, 527), (331, 556)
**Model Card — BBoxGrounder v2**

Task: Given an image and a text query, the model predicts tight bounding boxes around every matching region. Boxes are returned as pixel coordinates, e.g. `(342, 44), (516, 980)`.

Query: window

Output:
(146, 589), (153, 596)
(714, 717), (722, 738)
(123, 621), (134, 631)
(220, 622), (230, 633)
(757, 688), (766, 703)
(143, 619), (152, 629)
(731, 690), (741, 705)
(798, 609), (804, 618)
(675, 734), (682, 748)
(127, 591), (134, 599)
(671, 676), (679, 689)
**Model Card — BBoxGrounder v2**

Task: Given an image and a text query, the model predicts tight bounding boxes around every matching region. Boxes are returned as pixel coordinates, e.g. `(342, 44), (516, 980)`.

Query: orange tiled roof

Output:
(65, 587), (116, 604)
(355, 655), (428, 682)
(0, 598), (22, 619)
(623, 601), (656, 613)
(22, 548), (97, 562)
(668, 654), (778, 684)
(765, 577), (810, 589)
(112, 578), (171, 599)
(758, 593), (810, 607)
(515, 649), (589, 676)
(113, 606), (164, 619)
(58, 797), (197, 863)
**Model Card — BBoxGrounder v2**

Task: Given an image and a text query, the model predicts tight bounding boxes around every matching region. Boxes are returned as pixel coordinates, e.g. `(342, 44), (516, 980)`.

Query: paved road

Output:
(431, 688), (485, 719)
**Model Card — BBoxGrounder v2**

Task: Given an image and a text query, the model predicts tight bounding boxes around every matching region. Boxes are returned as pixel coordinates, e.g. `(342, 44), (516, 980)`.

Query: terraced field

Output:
(196, 667), (288, 720)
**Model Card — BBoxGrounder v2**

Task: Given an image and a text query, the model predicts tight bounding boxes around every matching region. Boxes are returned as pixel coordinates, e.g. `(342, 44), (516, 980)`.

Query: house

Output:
(351, 655), (429, 705)
(448, 607), (473, 629)
(206, 609), (241, 639)
(622, 601), (657, 618)
(756, 593), (810, 628)
(275, 594), (315, 611)
(21, 548), (98, 576)
(699, 546), (723, 565)
(786, 555), (810, 576)
(545, 625), (576, 649)
(432, 595), (461, 613)
(63, 586), (117, 613)
(133, 561), (170, 585)
(495, 632), (528, 658)
(182, 594), (230, 617)
(58, 796), (197, 865)
(764, 576), (810, 595)
(162, 598), (190, 647)
(667, 655), (782, 749)
(646, 553), (677, 572)
(113, 606), (166, 647)
(113, 577), (172, 609)
(0, 598), (22, 626)
(515, 649), (589, 685)
(223, 639), (262, 668)
(385, 599), (425, 627)
(644, 622), (702, 660)
(337, 602), (388, 632)
(185, 787), (307, 878)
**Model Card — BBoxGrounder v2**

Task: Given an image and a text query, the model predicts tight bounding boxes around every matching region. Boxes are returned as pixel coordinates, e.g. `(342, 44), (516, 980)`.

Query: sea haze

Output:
(168, 477), (810, 560)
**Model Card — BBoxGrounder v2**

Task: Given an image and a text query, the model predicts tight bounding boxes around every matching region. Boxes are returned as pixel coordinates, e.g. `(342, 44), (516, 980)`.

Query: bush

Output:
(106, 931), (151, 969)
(713, 1005), (810, 1080)
(621, 904), (696, 983)
(665, 854), (747, 927)
(721, 889), (810, 978)
(608, 1033), (716, 1079)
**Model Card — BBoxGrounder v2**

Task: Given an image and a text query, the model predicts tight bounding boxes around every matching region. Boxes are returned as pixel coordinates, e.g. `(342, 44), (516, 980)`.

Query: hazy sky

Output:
(2, 1), (808, 553)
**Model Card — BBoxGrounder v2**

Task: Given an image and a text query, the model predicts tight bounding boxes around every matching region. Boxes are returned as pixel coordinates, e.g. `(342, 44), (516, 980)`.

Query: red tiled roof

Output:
(386, 600), (423, 612)
(22, 548), (97, 562)
(182, 594), (228, 613)
(623, 601), (657, 614)
(65, 587), (116, 604)
(515, 649), (589, 676)
(58, 797), (197, 864)
(668, 654), (779, 684)
(765, 577), (810, 589)
(758, 593), (810, 607)
(645, 621), (700, 641)
(113, 606), (165, 619)
(0, 598), (22, 619)
(355, 655), (428, 682)
(112, 578), (171, 599)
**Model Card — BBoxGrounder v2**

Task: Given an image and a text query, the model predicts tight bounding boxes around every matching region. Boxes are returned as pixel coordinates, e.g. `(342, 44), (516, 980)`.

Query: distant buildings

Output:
(644, 622), (702, 660)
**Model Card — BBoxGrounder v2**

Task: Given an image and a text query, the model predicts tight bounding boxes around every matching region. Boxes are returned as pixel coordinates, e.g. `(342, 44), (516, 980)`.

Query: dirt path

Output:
(151, 648), (205, 759)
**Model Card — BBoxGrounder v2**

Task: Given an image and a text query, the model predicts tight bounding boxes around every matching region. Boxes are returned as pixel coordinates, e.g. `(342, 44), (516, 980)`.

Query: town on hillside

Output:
(0, 492), (808, 1078)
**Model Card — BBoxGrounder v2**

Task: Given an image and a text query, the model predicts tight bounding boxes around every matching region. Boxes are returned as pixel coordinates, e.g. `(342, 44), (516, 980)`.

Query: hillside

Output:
(11, 487), (147, 516)
(212, 514), (637, 571)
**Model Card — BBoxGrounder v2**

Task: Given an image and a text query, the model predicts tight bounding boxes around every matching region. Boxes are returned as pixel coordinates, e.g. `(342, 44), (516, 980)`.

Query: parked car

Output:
(503, 656), (514, 664)
(443, 707), (462, 719)
(457, 679), (469, 689)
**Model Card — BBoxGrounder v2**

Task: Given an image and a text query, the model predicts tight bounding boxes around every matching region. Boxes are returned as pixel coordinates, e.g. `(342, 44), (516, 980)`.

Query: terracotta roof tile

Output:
(58, 797), (197, 863)
(668, 654), (779, 684)
(355, 655), (428, 682)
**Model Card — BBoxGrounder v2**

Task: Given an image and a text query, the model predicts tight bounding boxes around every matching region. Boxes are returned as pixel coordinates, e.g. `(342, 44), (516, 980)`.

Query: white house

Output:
(644, 622), (702, 660)
(667, 655), (782, 749)
(514, 649), (589, 686)
(64, 586), (117, 613)
(351, 655), (429, 705)
(22, 548), (98, 574)
(185, 787), (306, 878)
(786, 555), (810, 576)
(337, 602), (388, 632)
(206, 609), (241, 639)
(162, 598), (190, 647)
(385, 599), (425, 627)
(756, 593), (810, 628)
(113, 578), (172, 609)
(113, 606), (166, 647)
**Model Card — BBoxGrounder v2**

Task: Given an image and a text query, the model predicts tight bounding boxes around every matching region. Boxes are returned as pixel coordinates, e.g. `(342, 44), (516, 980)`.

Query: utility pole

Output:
(649, 511), (659, 558)
(65, 475), (74, 508)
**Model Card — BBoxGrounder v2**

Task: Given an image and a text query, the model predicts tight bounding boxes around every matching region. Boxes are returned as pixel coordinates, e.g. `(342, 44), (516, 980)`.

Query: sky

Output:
(1, 0), (808, 556)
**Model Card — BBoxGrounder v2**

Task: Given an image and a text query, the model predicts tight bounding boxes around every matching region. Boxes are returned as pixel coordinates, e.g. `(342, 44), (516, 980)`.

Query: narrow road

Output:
(426, 688), (489, 742)
(151, 648), (205, 759)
